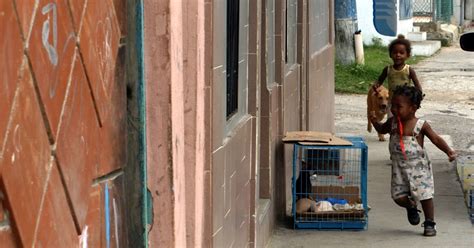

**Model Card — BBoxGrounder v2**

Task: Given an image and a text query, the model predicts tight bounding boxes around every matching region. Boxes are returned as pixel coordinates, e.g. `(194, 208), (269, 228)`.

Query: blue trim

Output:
(292, 144), (298, 229)
(135, 0), (148, 246)
(361, 140), (368, 228)
(105, 183), (111, 248)
(295, 221), (367, 230)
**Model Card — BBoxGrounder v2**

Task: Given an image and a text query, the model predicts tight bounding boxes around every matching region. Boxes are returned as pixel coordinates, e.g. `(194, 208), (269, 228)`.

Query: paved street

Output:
(269, 44), (474, 247)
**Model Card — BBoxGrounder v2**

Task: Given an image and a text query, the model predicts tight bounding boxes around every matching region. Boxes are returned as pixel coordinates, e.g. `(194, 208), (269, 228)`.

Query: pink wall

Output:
(143, 0), (174, 246)
(144, 0), (211, 247)
(143, 1), (334, 247)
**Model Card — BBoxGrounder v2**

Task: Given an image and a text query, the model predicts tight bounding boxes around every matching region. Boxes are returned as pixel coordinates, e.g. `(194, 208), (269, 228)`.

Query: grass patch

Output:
(335, 45), (427, 94)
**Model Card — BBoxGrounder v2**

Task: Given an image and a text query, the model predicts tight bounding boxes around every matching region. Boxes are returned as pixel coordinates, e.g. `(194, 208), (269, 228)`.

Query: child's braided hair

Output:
(389, 34), (412, 56)
(393, 84), (424, 109)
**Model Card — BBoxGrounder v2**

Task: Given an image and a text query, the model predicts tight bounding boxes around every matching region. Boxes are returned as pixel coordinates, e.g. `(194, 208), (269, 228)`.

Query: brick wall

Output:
(0, 0), (126, 246)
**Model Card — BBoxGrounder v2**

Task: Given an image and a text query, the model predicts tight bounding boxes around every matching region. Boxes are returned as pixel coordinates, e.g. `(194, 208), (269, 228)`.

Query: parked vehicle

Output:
(460, 32), (474, 51)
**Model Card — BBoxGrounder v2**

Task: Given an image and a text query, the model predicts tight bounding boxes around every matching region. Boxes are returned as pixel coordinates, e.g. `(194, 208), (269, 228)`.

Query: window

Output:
(226, 0), (240, 118)
(266, 0), (276, 86)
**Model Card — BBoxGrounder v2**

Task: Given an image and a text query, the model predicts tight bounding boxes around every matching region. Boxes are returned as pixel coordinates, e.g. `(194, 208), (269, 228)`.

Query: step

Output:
(407, 31), (427, 41)
(455, 153), (474, 223)
(411, 40), (441, 56)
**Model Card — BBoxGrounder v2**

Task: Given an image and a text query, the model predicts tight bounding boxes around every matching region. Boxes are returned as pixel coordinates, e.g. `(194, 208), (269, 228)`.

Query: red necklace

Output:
(398, 116), (407, 160)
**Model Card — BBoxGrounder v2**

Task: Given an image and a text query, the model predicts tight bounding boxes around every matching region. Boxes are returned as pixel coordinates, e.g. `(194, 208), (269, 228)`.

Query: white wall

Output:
(467, 0), (474, 20)
(356, 0), (413, 45)
(453, 0), (463, 24)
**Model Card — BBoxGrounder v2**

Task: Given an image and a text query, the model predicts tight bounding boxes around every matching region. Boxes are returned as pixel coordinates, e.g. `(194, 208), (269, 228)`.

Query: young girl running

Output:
(373, 35), (422, 103)
(370, 85), (456, 237)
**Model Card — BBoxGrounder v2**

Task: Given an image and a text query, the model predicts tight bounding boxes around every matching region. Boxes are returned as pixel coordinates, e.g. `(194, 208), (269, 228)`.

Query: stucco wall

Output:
(144, 0), (212, 247)
(142, 1), (336, 247)
(356, 0), (413, 45)
(143, 1), (174, 246)
(307, 1), (335, 132)
(212, 1), (254, 247)
(282, 67), (301, 212)
(467, 0), (474, 20)
(453, 0), (463, 24)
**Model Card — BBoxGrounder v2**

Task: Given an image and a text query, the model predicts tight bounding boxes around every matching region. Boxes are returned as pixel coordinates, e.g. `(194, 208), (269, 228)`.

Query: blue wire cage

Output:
(469, 190), (474, 223)
(292, 136), (368, 229)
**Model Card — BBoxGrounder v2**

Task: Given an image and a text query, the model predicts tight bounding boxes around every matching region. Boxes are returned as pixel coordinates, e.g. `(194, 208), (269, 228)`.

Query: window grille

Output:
(226, 0), (240, 118)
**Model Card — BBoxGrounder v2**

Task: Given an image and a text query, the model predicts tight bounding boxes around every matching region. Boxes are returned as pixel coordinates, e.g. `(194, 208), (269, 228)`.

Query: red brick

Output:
(79, 0), (120, 124)
(0, 203), (4, 222)
(112, 0), (127, 36)
(0, 193), (6, 224)
(84, 177), (127, 248)
(34, 160), (78, 247)
(27, 0), (76, 139)
(0, 1), (23, 153)
(0, 67), (52, 247)
(56, 50), (100, 230)
(83, 185), (102, 248)
(12, 0), (37, 39)
(101, 176), (127, 248)
(67, 0), (86, 32)
(0, 185), (20, 247)
(97, 46), (126, 176)
(97, 120), (126, 176)
(0, 227), (20, 248)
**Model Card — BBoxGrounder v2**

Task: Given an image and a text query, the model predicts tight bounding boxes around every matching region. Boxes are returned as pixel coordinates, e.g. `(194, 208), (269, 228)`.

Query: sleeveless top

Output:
(387, 64), (413, 98)
(389, 118), (428, 161)
(389, 118), (434, 201)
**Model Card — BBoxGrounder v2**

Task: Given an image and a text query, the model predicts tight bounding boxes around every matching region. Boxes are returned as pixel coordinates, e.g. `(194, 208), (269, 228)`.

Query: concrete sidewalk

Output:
(269, 135), (474, 248)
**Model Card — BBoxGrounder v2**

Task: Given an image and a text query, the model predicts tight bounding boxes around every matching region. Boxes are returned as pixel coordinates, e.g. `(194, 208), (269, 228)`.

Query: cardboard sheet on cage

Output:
(282, 131), (352, 146)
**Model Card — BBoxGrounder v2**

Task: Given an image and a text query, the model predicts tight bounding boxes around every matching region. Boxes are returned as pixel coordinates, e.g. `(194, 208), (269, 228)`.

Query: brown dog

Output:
(367, 85), (389, 141)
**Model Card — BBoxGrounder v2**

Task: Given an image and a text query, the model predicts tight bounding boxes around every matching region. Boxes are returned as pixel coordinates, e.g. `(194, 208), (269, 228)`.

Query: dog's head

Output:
(372, 86), (389, 114)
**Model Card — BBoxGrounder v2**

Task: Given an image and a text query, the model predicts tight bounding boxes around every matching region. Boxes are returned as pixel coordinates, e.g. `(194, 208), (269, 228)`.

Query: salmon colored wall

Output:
(144, 0), (212, 247)
(142, 1), (334, 247)
(307, 46), (336, 132)
(143, 0), (174, 247)
(211, 0), (254, 246)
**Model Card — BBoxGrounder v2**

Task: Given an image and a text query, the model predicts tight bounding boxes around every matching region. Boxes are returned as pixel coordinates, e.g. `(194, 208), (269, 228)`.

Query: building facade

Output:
(144, 0), (335, 247)
(0, 0), (335, 247)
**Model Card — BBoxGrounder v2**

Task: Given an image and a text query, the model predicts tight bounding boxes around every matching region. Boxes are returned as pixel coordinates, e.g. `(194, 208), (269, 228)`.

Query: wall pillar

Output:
(334, 0), (358, 65)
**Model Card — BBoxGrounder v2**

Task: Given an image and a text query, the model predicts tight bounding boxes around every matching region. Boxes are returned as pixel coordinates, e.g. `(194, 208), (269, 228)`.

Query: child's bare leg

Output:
(420, 198), (434, 220)
(394, 196), (416, 208)
(395, 196), (421, 225)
